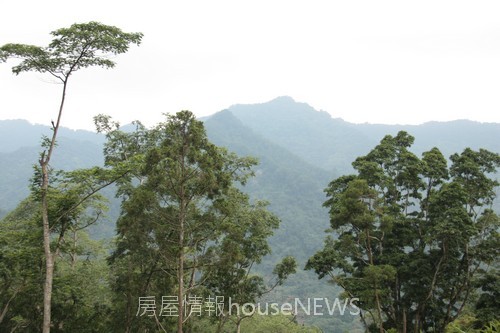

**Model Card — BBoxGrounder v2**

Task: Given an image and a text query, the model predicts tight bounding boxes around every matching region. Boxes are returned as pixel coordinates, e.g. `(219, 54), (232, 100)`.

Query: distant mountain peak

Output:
(269, 95), (296, 103)
(228, 96), (329, 120)
(229, 96), (317, 114)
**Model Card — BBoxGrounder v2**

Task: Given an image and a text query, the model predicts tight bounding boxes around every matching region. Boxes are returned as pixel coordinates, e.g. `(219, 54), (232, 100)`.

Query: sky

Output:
(1, 0), (500, 130)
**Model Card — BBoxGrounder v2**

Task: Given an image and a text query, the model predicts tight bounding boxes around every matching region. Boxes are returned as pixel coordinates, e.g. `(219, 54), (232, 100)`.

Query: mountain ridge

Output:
(3, 99), (498, 231)
(2, 96), (499, 212)
(2, 97), (499, 331)
(225, 96), (500, 173)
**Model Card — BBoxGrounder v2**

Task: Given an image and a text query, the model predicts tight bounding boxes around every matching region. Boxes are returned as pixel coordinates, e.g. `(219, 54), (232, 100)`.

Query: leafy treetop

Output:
(0, 21), (143, 82)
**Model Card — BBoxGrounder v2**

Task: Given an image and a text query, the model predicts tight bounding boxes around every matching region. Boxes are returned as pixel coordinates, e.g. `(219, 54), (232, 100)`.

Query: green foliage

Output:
(446, 318), (500, 333)
(175, 314), (322, 333)
(473, 267), (500, 327)
(26, 165), (117, 242)
(307, 131), (500, 332)
(2, 97), (500, 332)
(1, 21), (142, 79)
(204, 190), (280, 302)
(0, 199), (44, 331)
(50, 237), (112, 333)
(481, 321), (500, 333)
(273, 256), (298, 284)
(0, 197), (112, 332)
(239, 314), (322, 333)
(102, 111), (296, 332)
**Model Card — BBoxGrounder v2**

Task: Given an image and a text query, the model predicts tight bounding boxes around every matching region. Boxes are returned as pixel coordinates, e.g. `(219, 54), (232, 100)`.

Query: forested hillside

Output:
(1, 97), (499, 332)
(228, 97), (500, 174)
(3, 97), (499, 213)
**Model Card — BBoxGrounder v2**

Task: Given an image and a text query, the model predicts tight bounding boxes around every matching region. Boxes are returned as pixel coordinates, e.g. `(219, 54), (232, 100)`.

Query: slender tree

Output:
(0, 22), (142, 333)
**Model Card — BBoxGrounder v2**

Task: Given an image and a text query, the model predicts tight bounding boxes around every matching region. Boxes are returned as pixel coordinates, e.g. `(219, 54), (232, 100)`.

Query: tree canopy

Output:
(1, 21), (142, 79)
(307, 131), (500, 333)
(97, 111), (296, 332)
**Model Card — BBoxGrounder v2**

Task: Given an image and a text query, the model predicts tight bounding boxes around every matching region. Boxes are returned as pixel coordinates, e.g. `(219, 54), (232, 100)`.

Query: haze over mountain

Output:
(2, 95), (499, 220)
(2, 95), (499, 236)
(1, 96), (499, 331)
(227, 96), (500, 174)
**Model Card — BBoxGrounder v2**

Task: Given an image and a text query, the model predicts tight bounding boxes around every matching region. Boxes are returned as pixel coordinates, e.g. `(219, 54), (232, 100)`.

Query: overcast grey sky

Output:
(1, 0), (500, 130)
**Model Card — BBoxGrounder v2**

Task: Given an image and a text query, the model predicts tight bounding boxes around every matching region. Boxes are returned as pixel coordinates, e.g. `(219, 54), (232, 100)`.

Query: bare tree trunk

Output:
(366, 229), (384, 333)
(402, 308), (406, 333)
(41, 173), (54, 333)
(177, 219), (184, 333)
(177, 148), (187, 333)
(41, 79), (68, 333)
(236, 317), (242, 333)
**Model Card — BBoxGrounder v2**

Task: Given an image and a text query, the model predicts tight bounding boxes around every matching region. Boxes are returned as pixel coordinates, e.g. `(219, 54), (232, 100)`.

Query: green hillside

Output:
(228, 97), (500, 174)
(228, 96), (372, 174)
(0, 97), (499, 331)
(205, 110), (332, 258)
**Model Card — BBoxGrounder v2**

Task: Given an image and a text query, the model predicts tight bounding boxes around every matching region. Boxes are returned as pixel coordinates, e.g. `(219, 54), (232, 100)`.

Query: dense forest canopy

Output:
(307, 131), (500, 332)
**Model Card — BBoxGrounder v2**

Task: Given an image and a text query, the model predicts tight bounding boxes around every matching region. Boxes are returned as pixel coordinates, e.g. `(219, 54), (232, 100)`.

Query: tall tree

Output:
(143, 110), (253, 333)
(0, 22), (142, 333)
(104, 111), (255, 332)
(101, 111), (295, 333)
(307, 131), (500, 333)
